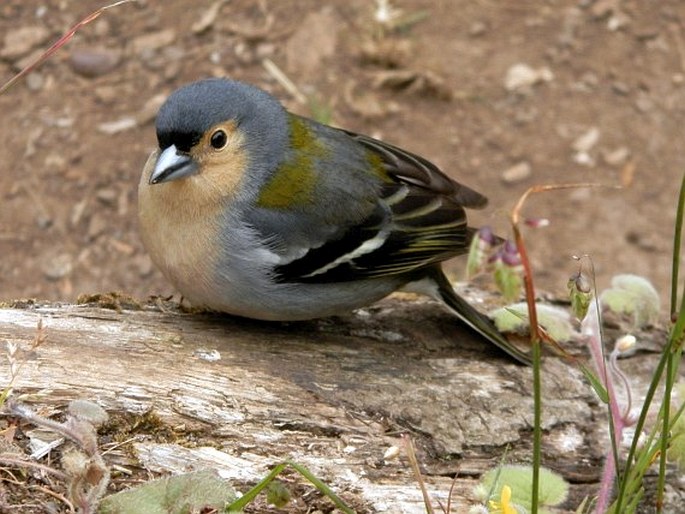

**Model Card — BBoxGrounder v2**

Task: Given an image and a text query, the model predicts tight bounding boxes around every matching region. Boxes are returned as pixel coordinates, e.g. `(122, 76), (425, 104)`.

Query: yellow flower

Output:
(488, 485), (517, 514)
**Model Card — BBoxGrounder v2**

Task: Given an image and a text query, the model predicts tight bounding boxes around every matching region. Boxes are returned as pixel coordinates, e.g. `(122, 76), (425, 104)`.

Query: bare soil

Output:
(1, 0), (684, 309)
(1, 0), (685, 512)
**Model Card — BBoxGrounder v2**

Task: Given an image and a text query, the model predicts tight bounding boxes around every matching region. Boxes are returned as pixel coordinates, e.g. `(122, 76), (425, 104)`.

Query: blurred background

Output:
(0, 0), (683, 311)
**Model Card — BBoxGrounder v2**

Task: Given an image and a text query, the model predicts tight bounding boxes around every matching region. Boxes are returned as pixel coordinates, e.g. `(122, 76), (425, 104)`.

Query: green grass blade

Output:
(224, 460), (355, 514)
(225, 463), (288, 511)
(670, 173), (685, 315)
(285, 461), (356, 514)
(579, 364), (609, 404)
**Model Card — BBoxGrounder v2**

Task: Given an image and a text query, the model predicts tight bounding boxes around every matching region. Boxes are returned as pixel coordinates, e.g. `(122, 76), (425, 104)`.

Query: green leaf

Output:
(491, 303), (575, 342)
(480, 464), (569, 512)
(600, 274), (660, 328)
(98, 470), (236, 514)
(494, 261), (523, 303)
(266, 480), (291, 508)
(580, 365), (609, 404)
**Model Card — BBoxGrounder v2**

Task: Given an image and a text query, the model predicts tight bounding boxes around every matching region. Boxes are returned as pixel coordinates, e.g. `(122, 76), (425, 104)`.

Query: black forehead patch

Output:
(157, 130), (202, 153)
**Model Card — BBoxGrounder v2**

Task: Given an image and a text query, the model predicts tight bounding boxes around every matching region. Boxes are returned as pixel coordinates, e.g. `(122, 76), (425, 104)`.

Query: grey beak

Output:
(149, 145), (199, 184)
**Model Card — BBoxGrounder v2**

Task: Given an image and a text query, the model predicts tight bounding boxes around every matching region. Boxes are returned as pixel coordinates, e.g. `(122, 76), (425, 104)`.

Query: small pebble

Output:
(88, 213), (108, 240)
(469, 21), (487, 37)
(94, 85), (118, 105)
(70, 200), (88, 227)
(96, 188), (118, 206)
(25, 72), (44, 91)
(607, 11), (630, 31)
(44, 153), (67, 173)
(383, 445), (400, 461)
(602, 146), (630, 166)
(634, 92), (653, 112)
(504, 63), (553, 92)
(35, 213), (53, 230)
(98, 118), (137, 135)
(193, 348), (221, 362)
(573, 152), (595, 167)
(502, 161), (532, 183)
(611, 81), (630, 95)
(572, 127), (600, 153)
(1, 26), (50, 59)
(130, 29), (177, 54)
(69, 48), (120, 78)
(42, 253), (73, 280)
(191, 0), (225, 34)
(133, 254), (154, 278)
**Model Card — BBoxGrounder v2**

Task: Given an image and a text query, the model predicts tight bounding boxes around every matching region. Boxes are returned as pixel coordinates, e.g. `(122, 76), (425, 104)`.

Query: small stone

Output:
(192, 0), (226, 34)
(607, 11), (630, 31)
(94, 85), (118, 105)
(1, 26), (50, 60)
(25, 72), (44, 91)
(611, 81), (630, 95)
(97, 117), (137, 134)
(635, 92), (653, 112)
(573, 152), (595, 167)
(96, 188), (118, 206)
(35, 213), (53, 230)
(69, 48), (120, 78)
(193, 348), (221, 362)
(70, 200), (88, 227)
(501, 161), (532, 183)
(255, 42), (275, 59)
(579, 71), (599, 89)
(469, 21), (487, 37)
(130, 29), (177, 54)
(383, 445), (400, 461)
(87, 213), (108, 240)
(42, 253), (73, 281)
(44, 153), (67, 173)
(134, 254), (154, 278)
(109, 238), (135, 256)
(572, 127), (600, 153)
(504, 63), (553, 92)
(93, 19), (112, 38)
(602, 146), (630, 166)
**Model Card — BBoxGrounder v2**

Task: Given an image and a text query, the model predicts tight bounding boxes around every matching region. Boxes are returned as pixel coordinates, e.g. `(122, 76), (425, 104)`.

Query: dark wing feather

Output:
(345, 131), (488, 209)
(273, 127), (488, 283)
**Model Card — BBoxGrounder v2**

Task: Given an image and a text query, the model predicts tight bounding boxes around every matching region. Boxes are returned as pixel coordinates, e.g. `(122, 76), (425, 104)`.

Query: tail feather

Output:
(429, 269), (532, 365)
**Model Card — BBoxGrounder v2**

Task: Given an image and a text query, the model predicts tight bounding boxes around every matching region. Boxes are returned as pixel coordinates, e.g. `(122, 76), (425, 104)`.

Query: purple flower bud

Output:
(500, 240), (522, 266)
(477, 225), (497, 245)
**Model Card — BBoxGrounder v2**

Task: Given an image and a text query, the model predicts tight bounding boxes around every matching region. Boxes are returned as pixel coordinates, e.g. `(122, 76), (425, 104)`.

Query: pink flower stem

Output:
(583, 302), (627, 514)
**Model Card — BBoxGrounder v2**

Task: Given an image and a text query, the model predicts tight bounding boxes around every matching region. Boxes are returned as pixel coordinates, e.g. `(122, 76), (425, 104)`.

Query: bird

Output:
(138, 78), (530, 364)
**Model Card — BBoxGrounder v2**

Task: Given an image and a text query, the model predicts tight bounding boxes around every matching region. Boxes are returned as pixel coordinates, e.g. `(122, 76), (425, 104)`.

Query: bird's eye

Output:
(210, 129), (228, 150)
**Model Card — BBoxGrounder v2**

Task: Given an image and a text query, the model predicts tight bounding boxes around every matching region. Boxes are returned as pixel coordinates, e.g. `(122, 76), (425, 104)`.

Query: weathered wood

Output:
(0, 295), (669, 512)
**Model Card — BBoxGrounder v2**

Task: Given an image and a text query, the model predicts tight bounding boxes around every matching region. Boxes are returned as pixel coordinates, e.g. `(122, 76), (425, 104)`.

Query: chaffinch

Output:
(138, 78), (530, 364)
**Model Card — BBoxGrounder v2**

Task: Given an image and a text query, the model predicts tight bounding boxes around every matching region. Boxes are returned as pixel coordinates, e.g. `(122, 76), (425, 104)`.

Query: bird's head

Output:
(148, 78), (288, 200)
